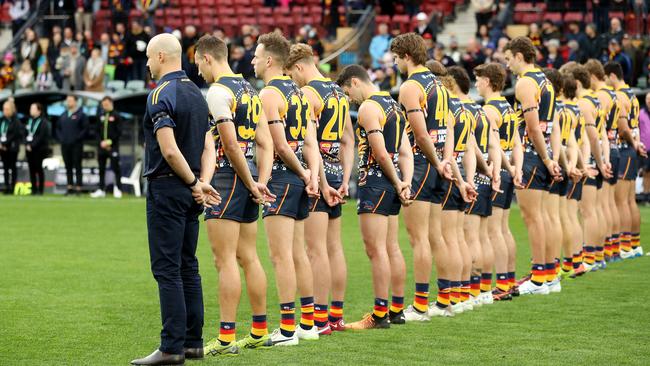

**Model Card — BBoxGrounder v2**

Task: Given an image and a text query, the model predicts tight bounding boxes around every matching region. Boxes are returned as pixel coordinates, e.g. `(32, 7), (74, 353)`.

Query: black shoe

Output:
(388, 310), (405, 325)
(183, 348), (203, 360)
(131, 349), (185, 365)
(372, 314), (391, 329)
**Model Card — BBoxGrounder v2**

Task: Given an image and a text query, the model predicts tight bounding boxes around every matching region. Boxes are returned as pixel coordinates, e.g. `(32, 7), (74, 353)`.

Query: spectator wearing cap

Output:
(542, 39), (563, 69)
(605, 38), (632, 83)
(369, 23), (391, 69)
(413, 12), (435, 41)
(431, 42), (456, 67)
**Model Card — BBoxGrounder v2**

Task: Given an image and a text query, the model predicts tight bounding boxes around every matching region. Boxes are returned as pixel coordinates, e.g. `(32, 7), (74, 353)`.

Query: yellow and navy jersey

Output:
(581, 92), (604, 138)
(514, 68), (555, 147)
(304, 77), (348, 183)
(565, 100), (583, 146)
(403, 66), (449, 159)
(599, 86), (620, 144)
(462, 99), (490, 161)
(483, 96), (517, 154)
(210, 74), (261, 175)
(357, 92), (406, 190)
(448, 94), (473, 176)
(556, 100), (572, 147)
(617, 84), (640, 140)
(265, 76), (310, 184)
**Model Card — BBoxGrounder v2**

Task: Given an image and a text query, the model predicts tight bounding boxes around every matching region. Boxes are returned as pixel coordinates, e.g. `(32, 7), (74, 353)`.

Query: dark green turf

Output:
(1, 196), (649, 365)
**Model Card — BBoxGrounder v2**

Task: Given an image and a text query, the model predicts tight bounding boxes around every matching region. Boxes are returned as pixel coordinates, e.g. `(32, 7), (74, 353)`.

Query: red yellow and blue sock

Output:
(562, 257), (573, 272)
(595, 246), (604, 263)
(531, 264), (545, 285)
(469, 276), (481, 298)
(545, 263), (556, 283)
(604, 236), (613, 258)
(460, 281), (470, 302)
(250, 315), (267, 339)
(572, 252), (582, 269)
(218, 321), (236, 345)
(480, 273), (492, 293)
(631, 232), (640, 250)
(373, 298), (388, 319)
(329, 301), (344, 323)
(280, 302), (296, 337)
(450, 281), (461, 305)
(299, 297), (314, 330)
(496, 273), (508, 292)
(435, 279), (451, 308)
(413, 283), (429, 313)
(584, 246), (596, 265)
(314, 304), (328, 328)
(621, 233), (632, 252)
(612, 233), (621, 255)
(507, 272), (515, 290)
(389, 296), (404, 314)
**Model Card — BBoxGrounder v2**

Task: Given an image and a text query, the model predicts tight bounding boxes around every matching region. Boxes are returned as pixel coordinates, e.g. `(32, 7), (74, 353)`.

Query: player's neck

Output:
(212, 61), (234, 80)
(361, 83), (379, 100)
(518, 62), (536, 74)
(612, 80), (624, 89)
(406, 63), (425, 76)
(577, 87), (588, 97)
(457, 91), (469, 100)
(305, 65), (324, 83)
(592, 80), (605, 90)
(263, 67), (284, 84)
(483, 90), (500, 101)
(157, 63), (182, 80)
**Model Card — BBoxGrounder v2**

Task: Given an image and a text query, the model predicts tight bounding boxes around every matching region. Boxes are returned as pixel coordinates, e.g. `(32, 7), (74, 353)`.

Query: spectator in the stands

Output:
(136, 0), (160, 32)
(540, 20), (562, 44)
(413, 12), (435, 41)
(431, 42), (456, 67)
(16, 60), (34, 90)
(57, 95), (88, 195)
(632, 0), (648, 36)
(0, 100), (21, 195)
(243, 33), (256, 60)
(477, 24), (491, 48)
(622, 34), (643, 86)
(18, 28), (41, 72)
(644, 47), (650, 86)
(584, 23), (604, 60)
(0, 53), (15, 90)
(75, 0), (94, 37)
(567, 40), (583, 62)
(472, 0), (494, 30)
(607, 17), (625, 44)
(36, 62), (55, 91)
(490, 36), (509, 65)
(593, 0), (610, 34)
(307, 28), (324, 57)
(25, 102), (50, 195)
(126, 21), (150, 81)
(528, 23), (541, 48)
(566, 22), (586, 44)
(448, 36), (462, 64)
(84, 48), (105, 92)
(403, 0), (420, 16)
(109, 32), (128, 81)
(76, 31), (90, 58)
(115, 22), (127, 41)
(369, 23), (391, 69)
(64, 43), (86, 91)
(63, 27), (75, 48)
(99, 32), (111, 64)
(229, 46), (254, 80)
(111, 0), (131, 28)
(212, 28), (229, 46)
(605, 38), (632, 83)
(9, 0), (29, 36)
(373, 68), (392, 91)
(461, 38), (486, 79)
(542, 39), (564, 69)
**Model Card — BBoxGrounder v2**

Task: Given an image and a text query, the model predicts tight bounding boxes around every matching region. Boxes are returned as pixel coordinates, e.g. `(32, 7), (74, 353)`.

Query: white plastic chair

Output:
(121, 161), (142, 197)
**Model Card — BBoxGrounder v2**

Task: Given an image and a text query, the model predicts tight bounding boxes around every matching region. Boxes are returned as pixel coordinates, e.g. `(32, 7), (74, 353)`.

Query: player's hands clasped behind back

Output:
(191, 179), (222, 208)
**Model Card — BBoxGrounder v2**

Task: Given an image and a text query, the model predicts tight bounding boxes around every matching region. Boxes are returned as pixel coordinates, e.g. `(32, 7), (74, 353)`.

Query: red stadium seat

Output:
(180, 0), (198, 6)
(257, 7), (272, 16)
(165, 8), (182, 18)
(217, 7), (235, 17)
(391, 14), (411, 34)
(95, 9), (111, 21)
(233, 0), (251, 5)
(563, 12), (583, 23)
(545, 12), (562, 23)
(236, 7), (255, 16)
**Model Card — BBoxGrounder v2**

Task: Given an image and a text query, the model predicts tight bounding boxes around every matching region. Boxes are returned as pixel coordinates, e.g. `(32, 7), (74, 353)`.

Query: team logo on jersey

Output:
(358, 200), (376, 211)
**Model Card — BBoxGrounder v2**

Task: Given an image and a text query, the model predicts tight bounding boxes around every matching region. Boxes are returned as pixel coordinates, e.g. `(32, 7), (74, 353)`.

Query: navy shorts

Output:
(522, 150), (552, 191)
(492, 170), (515, 210)
(205, 173), (259, 223)
(262, 181), (309, 220)
(549, 171), (569, 197)
(441, 180), (466, 212)
(465, 184), (492, 217)
(606, 148), (620, 185)
(357, 186), (401, 216)
(308, 181), (342, 218)
(411, 161), (439, 203)
(618, 146), (638, 181)
(567, 177), (584, 201)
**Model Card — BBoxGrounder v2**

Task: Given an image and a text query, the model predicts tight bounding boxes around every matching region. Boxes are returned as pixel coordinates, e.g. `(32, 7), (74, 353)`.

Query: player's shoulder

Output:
(147, 79), (177, 111)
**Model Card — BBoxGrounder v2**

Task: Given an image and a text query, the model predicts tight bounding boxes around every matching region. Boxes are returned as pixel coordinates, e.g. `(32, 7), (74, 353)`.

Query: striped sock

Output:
(460, 281), (470, 302)
(480, 273), (492, 293)
(562, 257), (573, 272)
(507, 272), (515, 290)
(299, 297), (314, 330)
(531, 264), (545, 285)
(496, 273), (509, 292)
(314, 304), (328, 328)
(545, 263), (556, 283)
(572, 252), (582, 269)
(595, 247), (604, 262)
(631, 232), (640, 249)
(612, 234), (620, 255)
(250, 315), (267, 339)
(470, 276), (481, 297)
(555, 258), (561, 275)
(604, 237), (613, 258)
(450, 281), (461, 305)
(218, 322), (236, 345)
(389, 296), (404, 314)
(621, 233), (632, 252)
(413, 283), (429, 313)
(280, 302), (296, 337)
(584, 246), (596, 265)
(436, 279), (451, 308)
(329, 301), (343, 322)
(373, 298), (388, 319)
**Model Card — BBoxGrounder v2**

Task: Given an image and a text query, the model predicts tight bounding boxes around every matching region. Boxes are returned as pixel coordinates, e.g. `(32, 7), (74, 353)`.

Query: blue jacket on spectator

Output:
(369, 34), (391, 69)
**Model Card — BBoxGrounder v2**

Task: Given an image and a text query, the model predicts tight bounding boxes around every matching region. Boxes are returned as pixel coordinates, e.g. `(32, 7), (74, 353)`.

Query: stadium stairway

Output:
(435, 4), (477, 48)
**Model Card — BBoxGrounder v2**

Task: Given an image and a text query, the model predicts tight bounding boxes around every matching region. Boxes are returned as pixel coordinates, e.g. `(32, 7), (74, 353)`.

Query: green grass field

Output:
(1, 196), (650, 365)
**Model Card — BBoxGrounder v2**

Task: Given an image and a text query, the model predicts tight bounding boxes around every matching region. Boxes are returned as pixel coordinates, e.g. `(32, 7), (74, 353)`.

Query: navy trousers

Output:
(146, 176), (204, 354)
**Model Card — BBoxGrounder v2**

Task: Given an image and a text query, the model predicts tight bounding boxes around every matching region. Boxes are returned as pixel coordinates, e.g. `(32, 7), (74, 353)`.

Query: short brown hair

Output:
(543, 68), (562, 96)
(448, 66), (470, 94)
(584, 59), (605, 80)
(426, 60), (447, 76)
(474, 63), (506, 91)
(566, 63), (591, 89)
(504, 36), (536, 64)
(390, 33), (428, 66)
(336, 64), (370, 87)
(195, 34), (228, 61)
(257, 31), (291, 68)
(562, 74), (577, 99)
(285, 43), (314, 69)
